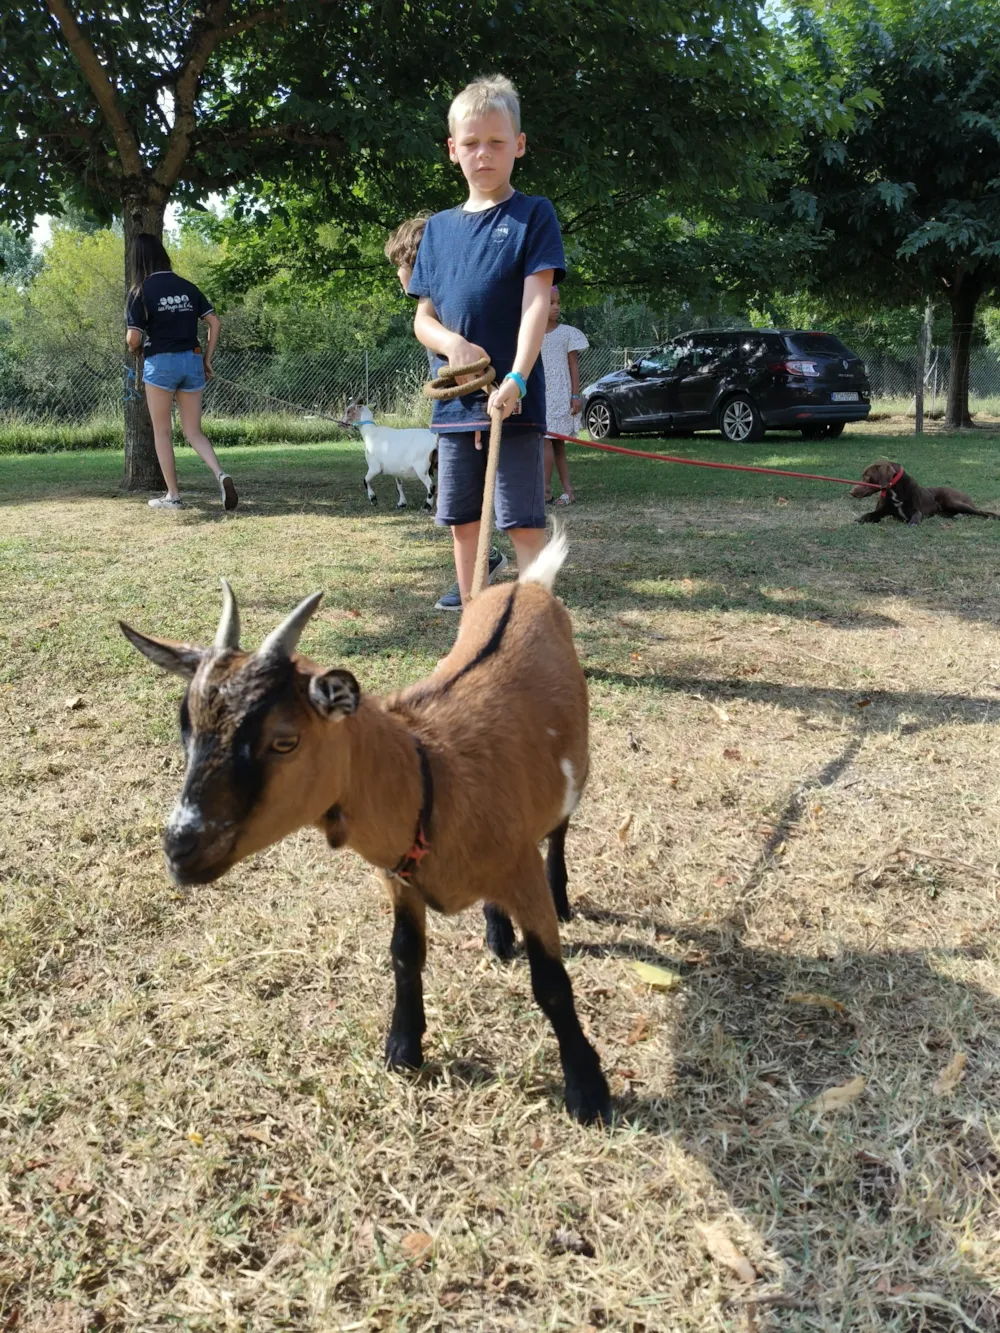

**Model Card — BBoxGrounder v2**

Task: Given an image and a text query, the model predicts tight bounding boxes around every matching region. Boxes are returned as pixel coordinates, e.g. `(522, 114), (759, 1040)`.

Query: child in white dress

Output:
(541, 286), (588, 505)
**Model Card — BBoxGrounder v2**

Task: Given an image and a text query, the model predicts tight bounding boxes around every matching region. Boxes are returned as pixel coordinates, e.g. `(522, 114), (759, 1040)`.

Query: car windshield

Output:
(783, 333), (853, 358)
(635, 347), (686, 373)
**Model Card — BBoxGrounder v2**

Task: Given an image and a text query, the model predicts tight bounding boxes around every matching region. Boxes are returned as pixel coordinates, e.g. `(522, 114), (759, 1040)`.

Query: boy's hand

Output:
(445, 336), (489, 385)
(487, 376), (521, 420)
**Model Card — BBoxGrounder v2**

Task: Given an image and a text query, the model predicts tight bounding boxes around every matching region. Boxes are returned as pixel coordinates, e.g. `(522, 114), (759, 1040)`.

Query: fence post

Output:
(915, 307), (928, 435)
(364, 350), (370, 406)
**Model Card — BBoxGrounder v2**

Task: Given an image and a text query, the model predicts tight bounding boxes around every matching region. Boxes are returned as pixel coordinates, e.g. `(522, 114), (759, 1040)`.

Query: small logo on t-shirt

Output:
(158, 294), (194, 313)
(491, 223), (510, 242)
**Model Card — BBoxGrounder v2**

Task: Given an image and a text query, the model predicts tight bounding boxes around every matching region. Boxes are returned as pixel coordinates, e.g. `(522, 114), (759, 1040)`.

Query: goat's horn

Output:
(214, 578), (241, 650)
(258, 591), (324, 659)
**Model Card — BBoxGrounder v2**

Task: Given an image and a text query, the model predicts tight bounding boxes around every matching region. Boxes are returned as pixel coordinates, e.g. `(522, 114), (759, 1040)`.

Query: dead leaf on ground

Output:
(695, 1222), (756, 1283)
(707, 702), (731, 724)
(630, 960), (682, 990)
(723, 747), (742, 760)
(239, 1126), (272, 1145)
(932, 1051), (967, 1095)
(625, 1015), (650, 1045)
(400, 1230), (434, 1264)
(617, 812), (633, 844)
(785, 992), (848, 1017)
(807, 1075), (866, 1115)
(64, 696), (84, 710)
(856, 698), (872, 709)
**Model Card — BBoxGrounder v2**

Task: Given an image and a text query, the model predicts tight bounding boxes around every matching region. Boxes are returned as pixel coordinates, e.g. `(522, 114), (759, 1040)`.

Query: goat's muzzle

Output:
(163, 805), (236, 886)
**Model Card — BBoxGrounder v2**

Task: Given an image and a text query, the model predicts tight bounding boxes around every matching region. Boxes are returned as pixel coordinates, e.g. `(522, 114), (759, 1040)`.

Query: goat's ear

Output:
(119, 622), (205, 679)
(308, 668), (361, 721)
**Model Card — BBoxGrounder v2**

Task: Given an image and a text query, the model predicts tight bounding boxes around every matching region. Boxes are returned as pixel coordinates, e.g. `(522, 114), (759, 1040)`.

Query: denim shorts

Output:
(435, 431), (546, 530)
(143, 350), (206, 393)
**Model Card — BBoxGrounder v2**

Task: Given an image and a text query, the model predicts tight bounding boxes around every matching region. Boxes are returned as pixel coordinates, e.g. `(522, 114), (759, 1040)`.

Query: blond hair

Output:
(448, 74), (521, 136)
(384, 213), (430, 269)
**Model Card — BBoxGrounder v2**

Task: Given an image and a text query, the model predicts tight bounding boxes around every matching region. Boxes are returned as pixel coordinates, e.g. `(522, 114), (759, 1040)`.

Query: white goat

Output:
(342, 402), (437, 509)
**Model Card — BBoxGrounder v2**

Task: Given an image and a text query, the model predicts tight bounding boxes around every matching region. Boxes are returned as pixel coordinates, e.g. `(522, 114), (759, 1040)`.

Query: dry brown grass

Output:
(2, 435), (999, 1332)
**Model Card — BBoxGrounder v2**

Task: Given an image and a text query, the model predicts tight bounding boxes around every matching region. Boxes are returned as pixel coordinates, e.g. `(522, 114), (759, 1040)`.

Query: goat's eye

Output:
(271, 736), (299, 754)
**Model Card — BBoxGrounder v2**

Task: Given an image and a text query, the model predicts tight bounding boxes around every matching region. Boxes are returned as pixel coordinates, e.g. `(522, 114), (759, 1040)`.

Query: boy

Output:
(384, 212), (506, 606)
(408, 74), (564, 608)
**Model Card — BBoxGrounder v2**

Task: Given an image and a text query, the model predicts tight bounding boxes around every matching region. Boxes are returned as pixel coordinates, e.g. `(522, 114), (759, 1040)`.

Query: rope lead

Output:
(424, 358), (503, 598)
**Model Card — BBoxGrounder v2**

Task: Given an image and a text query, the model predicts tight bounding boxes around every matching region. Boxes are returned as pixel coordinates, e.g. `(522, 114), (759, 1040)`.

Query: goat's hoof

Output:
(483, 906), (516, 961)
(369, 497), (377, 506)
(565, 1071), (612, 1127)
(385, 1034), (423, 1072)
(395, 502), (407, 510)
(555, 902), (572, 924)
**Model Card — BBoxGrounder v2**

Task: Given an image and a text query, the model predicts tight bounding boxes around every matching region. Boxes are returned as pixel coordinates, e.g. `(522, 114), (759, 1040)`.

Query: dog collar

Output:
(880, 466), (904, 497)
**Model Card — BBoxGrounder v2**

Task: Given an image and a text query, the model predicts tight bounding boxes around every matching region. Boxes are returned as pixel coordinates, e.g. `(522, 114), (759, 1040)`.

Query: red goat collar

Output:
(881, 466), (904, 497)
(389, 739), (434, 883)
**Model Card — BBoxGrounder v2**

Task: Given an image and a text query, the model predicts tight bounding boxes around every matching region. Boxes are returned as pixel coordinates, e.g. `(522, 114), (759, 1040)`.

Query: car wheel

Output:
(719, 394), (764, 444)
(585, 399), (618, 440)
(826, 422), (846, 439)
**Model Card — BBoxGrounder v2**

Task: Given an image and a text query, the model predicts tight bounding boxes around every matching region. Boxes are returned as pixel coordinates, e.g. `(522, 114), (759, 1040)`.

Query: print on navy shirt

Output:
(126, 272), (214, 358)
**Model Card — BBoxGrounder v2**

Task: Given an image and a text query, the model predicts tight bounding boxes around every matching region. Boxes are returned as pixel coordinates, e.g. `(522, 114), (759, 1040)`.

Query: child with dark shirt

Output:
(408, 75), (563, 607)
(384, 213), (506, 607)
(125, 233), (237, 511)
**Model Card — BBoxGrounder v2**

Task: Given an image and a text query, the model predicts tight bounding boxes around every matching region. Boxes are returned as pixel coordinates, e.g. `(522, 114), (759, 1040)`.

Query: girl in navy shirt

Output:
(126, 234), (237, 510)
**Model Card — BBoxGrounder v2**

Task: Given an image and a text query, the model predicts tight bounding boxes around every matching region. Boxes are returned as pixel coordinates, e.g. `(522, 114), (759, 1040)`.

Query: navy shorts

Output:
(435, 431), (546, 530)
(143, 350), (206, 393)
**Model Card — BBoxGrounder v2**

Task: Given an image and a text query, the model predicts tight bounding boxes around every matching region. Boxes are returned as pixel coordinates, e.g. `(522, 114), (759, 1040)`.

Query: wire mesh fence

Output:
(2, 340), (1000, 431)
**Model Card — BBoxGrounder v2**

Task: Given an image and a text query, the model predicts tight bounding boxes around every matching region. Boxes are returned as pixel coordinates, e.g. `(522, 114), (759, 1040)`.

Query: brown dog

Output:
(850, 460), (1000, 525)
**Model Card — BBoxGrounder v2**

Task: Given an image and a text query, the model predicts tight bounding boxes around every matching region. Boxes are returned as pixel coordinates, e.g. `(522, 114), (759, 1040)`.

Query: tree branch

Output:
(44, 0), (144, 180)
(217, 0), (337, 40)
(176, 162), (245, 193)
(217, 4), (288, 38)
(154, 0), (230, 191)
(214, 124), (348, 152)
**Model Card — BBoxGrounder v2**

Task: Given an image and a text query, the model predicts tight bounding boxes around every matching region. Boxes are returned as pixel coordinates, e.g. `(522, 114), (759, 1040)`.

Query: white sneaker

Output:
(218, 474), (238, 510)
(148, 494), (183, 509)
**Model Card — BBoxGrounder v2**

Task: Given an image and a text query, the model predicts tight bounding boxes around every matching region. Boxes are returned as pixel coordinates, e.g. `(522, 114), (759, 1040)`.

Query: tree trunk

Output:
(945, 269), (983, 430)
(122, 191), (167, 490)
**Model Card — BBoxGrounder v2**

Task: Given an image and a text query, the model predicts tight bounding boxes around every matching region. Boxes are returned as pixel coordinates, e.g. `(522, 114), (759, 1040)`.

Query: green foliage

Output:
(0, 226), (38, 284)
(776, 0), (1000, 304)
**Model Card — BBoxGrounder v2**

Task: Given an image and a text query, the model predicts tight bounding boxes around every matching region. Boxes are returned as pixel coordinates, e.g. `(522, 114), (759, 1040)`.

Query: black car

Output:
(581, 329), (871, 443)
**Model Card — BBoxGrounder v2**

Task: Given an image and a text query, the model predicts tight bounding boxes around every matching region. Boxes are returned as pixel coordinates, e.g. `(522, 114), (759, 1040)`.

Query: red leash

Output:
(544, 431), (879, 489)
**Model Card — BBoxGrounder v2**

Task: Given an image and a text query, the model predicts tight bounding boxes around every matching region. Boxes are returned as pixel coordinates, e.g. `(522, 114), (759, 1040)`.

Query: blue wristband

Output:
(505, 370), (527, 398)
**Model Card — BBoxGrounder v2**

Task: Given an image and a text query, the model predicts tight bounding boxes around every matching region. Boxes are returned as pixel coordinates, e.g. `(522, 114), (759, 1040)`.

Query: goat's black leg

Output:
(514, 864), (610, 1126)
(385, 880), (426, 1070)
(483, 903), (516, 961)
(546, 819), (572, 922)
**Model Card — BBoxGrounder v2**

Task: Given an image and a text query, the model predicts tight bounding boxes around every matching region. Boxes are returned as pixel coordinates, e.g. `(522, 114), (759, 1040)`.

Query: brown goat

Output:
(119, 536), (611, 1125)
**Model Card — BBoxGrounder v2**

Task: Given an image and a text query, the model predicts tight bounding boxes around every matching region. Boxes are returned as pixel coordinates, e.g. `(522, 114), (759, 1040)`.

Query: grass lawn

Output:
(1, 426), (999, 1332)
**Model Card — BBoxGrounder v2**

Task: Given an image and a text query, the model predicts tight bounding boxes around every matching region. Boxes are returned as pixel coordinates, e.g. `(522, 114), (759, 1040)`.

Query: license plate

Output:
(831, 391), (859, 402)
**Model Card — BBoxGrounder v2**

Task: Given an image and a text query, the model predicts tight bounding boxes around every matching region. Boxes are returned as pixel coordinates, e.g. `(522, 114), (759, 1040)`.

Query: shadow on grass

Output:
(584, 667), (998, 735)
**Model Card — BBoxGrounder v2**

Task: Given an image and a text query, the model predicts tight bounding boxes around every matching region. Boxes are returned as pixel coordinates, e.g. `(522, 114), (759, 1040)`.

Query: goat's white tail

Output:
(519, 524), (568, 592)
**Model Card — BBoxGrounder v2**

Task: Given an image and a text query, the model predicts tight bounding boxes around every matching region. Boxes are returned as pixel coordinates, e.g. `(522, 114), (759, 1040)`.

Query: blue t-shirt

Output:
(408, 192), (566, 435)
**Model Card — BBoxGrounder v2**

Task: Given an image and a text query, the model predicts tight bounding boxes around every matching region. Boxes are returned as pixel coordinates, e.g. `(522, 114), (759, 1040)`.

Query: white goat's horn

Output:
(214, 578), (241, 650)
(258, 591), (324, 659)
